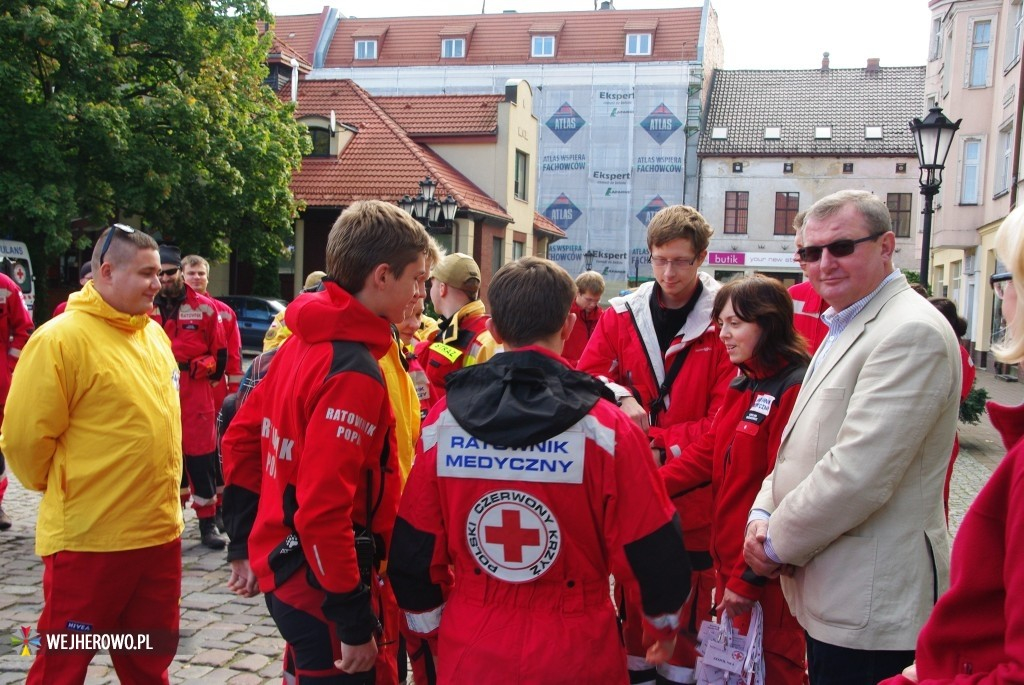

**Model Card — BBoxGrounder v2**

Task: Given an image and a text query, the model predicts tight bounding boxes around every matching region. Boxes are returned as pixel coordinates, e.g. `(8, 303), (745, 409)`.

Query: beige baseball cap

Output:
(432, 253), (481, 294)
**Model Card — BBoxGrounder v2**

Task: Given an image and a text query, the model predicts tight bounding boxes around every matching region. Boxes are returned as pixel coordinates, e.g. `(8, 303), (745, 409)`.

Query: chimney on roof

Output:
(866, 57), (881, 73)
(821, 52), (830, 71)
(598, 0), (615, 9)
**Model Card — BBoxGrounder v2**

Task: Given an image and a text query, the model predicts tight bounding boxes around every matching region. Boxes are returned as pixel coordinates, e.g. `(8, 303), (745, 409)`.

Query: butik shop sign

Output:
(707, 252), (796, 268)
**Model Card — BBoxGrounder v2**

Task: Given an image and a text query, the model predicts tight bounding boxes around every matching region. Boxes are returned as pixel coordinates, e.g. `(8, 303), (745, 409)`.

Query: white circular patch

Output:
(12, 264), (26, 285)
(465, 489), (561, 583)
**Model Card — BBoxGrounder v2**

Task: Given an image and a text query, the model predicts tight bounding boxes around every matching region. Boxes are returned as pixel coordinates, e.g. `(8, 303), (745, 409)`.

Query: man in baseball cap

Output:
(415, 253), (496, 405)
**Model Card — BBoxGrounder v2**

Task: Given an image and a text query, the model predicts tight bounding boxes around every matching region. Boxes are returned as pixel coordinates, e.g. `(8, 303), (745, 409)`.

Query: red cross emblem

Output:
(485, 509), (541, 563)
(12, 264), (26, 284)
(466, 490), (562, 583)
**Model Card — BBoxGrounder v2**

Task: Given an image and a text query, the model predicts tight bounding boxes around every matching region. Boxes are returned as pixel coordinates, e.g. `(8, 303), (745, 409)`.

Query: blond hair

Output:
(326, 201), (433, 294)
(993, 205), (1024, 364)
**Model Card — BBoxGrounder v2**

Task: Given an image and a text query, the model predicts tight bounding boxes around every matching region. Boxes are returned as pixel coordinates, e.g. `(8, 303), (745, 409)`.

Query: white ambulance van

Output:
(0, 240), (36, 312)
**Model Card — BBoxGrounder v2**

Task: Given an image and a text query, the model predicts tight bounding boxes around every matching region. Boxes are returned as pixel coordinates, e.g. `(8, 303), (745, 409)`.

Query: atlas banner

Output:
(538, 77), (690, 294)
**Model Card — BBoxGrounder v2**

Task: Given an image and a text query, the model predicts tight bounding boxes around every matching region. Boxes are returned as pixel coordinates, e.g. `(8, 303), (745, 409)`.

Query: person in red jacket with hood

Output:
(0, 269), (34, 531)
(578, 204), (733, 685)
(221, 200), (433, 684)
(390, 257), (691, 683)
(878, 203), (1024, 685)
(562, 270), (604, 367)
(660, 275), (810, 685)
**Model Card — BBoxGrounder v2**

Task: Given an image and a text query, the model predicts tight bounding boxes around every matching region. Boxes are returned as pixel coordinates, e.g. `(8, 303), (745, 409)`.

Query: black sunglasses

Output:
(98, 223), (136, 265)
(796, 234), (881, 263)
(991, 272), (1012, 298)
(159, 267), (180, 277)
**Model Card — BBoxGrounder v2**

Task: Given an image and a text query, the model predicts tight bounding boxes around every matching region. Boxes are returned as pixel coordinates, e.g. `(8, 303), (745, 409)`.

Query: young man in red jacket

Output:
(578, 205), (734, 685)
(0, 270), (34, 530)
(221, 200), (433, 684)
(562, 270), (604, 367)
(390, 257), (691, 683)
(152, 245), (228, 550)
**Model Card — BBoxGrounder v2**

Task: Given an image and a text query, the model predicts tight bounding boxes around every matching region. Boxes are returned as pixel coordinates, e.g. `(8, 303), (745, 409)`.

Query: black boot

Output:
(198, 518), (227, 550)
(215, 506), (225, 533)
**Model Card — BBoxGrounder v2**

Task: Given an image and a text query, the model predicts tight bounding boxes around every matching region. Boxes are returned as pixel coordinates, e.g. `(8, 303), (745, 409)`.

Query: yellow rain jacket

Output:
(0, 282), (184, 556)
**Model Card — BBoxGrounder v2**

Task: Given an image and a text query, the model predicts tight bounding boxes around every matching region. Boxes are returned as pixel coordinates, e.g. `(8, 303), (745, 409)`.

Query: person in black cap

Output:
(51, 262), (93, 318)
(151, 244), (229, 550)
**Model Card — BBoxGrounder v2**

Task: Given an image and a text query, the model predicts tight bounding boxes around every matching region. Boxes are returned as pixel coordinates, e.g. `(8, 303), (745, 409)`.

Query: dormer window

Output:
(354, 40), (377, 60)
(626, 33), (651, 56)
(532, 35), (555, 58)
(308, 127), (331, 157)
(442, 38), (466, 59)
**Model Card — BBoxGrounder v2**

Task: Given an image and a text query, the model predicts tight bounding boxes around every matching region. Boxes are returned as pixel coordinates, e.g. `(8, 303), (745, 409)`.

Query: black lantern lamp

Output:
(909, 106), (961, 292)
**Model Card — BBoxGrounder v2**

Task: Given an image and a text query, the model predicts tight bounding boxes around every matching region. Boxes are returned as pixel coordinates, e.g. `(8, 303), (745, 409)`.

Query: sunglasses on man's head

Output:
(98, 224), (136, 265)
(796, 234), (881, 263)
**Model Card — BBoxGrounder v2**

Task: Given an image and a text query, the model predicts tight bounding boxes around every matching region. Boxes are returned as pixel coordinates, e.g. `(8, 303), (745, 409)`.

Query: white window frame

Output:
(764, 126), (781, 139)
(354, 40), (377, 60)
(966, 17), (993, 88)
(814, 126), (832, 139)
(1005, 0), (1023, 69)
(514, 150), (528, 202)
(442, 38), (466, 59)
(996, 125), (1013, 194)
(929, 16), (943, 61)
(960, 138), (982, 205)
(625, 33), (652, 56)
(865, 126), (883, 139)
(531, 35), (555, 58)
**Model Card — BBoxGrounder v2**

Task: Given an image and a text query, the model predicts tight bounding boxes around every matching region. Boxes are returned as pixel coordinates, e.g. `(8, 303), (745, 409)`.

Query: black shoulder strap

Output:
(649, 343), (692, 427)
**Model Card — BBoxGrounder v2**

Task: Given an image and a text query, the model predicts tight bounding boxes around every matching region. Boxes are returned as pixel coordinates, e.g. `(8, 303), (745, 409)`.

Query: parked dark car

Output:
(218, 295), (287, 350)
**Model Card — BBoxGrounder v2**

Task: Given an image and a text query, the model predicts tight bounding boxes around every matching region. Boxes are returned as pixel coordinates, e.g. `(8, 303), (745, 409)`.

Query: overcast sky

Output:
(264, 0), (931, 70)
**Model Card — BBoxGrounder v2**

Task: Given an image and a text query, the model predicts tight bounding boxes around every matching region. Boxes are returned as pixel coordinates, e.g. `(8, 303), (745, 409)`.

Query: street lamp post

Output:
(398, 176), (459, 234)
(633, 254), (641, 287)
(909, 106), (961, 292)
(583, 250), (595, 272)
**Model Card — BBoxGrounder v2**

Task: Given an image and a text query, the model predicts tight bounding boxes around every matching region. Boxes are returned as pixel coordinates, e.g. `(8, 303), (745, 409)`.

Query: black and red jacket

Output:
(221, 281), (400, 645)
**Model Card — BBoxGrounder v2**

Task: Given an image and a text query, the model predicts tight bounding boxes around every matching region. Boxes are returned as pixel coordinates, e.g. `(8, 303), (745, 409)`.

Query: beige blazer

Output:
(753, 274), (961, 651)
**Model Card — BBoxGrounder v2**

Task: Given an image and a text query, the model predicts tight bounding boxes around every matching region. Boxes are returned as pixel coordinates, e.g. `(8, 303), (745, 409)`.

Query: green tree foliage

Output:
(0, 0), (308, 270)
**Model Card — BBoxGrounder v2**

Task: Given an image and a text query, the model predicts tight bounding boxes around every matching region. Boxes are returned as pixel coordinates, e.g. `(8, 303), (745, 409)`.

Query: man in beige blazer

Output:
(744, 190), (961, 685)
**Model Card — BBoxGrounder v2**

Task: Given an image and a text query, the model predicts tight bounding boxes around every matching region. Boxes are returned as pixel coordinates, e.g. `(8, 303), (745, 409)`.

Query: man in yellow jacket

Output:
(0, 224), (183, 685)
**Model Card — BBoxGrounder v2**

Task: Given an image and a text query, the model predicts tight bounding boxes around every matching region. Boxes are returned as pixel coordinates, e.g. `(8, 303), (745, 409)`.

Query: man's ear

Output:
(371, 263), (390, 290)
(879, 231), (897, 261)
(485, 318), (505, 345)
(560, 312), (577, 341)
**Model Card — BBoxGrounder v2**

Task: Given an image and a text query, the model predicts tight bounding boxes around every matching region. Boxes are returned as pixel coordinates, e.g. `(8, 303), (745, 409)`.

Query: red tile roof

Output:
(322, 8), (702, 68)
(268, 36), (313, 72)
(374, 94), (503, 137)
(288, 80), (511, 221)
(533, 212), (566, 239)
(268, 12), (329, 66)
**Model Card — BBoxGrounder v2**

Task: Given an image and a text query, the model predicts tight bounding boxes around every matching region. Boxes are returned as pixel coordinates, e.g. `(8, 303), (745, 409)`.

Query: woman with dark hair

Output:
(660, 274), (809, 685)
(928, 296), (975, 523)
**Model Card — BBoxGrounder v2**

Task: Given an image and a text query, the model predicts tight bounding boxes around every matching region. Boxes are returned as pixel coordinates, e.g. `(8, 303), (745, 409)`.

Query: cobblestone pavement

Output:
(1, 367), (1020, 683)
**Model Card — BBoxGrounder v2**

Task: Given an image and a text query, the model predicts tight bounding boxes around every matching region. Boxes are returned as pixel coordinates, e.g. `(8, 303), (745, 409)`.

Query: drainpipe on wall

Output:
(1010, 57), (1024, 209)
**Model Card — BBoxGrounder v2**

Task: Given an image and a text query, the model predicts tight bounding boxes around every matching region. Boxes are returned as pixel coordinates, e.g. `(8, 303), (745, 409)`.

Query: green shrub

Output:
(960, 385), (990, 425)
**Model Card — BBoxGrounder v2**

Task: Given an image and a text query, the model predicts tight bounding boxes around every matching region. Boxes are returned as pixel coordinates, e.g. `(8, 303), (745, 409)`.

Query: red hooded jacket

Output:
(221, 282), (401, 645)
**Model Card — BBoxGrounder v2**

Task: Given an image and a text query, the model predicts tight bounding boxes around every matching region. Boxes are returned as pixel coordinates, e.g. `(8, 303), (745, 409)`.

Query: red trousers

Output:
(723, 580), (807, 685)
(27, 538), (182, 685)
(622, 566), (716, 684)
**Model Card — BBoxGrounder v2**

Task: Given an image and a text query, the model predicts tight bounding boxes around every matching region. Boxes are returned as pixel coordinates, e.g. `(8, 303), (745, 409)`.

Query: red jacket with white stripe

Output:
(0, 272), (34, 404)
(788, 280), (829, 355)
(577, 274), (734, 550)
(389, 347), (690, 682)
(660, 359), (805, 600)
(221, 282), (400, 646)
